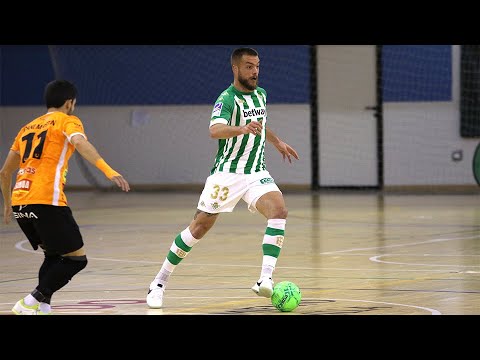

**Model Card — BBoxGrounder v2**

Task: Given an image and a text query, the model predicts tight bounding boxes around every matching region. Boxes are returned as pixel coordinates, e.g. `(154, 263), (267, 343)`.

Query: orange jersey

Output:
(10, 111), (87, 206)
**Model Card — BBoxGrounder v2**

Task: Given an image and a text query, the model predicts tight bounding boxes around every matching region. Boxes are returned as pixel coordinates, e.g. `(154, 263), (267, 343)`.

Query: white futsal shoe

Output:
(251, 277), (274, 298)
(146, 284), (165, 309)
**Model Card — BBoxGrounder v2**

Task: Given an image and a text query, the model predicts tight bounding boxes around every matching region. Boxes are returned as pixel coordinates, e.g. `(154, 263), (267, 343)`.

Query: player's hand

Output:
(3, 205), (12, 224)
(110, 175), (130, 192)
(242, 121), (263, 136)
(275, 141), (299, 163)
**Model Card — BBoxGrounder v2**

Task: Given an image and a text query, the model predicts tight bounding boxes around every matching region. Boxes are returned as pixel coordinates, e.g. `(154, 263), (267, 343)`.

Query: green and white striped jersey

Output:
(209, 84), (268, 175)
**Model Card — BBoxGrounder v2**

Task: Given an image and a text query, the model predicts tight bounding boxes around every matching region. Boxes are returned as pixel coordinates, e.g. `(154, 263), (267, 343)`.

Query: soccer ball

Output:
(271, 281), (301, 312)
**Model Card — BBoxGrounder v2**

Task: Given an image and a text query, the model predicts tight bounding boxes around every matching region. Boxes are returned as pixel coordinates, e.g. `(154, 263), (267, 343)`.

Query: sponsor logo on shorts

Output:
(260, 177), (274, 184)
(13, 211), (38, 219)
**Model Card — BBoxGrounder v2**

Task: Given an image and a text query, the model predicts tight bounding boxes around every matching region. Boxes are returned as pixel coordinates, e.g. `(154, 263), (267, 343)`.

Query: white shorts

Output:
(197, 170), (281, 214)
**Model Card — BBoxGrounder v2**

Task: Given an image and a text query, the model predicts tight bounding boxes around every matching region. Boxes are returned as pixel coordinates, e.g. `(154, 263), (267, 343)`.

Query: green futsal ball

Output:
(271, 281), (301, 312)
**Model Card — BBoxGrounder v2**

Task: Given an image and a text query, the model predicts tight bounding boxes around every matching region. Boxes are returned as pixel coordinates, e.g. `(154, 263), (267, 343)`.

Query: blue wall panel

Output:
(0, 45), (453, 106)
(382, 45), (452, 102)
(1, 45), (55, 105)
(1, 45), (310, 105)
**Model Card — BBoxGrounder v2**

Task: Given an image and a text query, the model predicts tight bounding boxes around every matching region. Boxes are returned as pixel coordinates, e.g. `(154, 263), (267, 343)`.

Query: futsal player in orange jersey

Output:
(0, 79), (130, 315)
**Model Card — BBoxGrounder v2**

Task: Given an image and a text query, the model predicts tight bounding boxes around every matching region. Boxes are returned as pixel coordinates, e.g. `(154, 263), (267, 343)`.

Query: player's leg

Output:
(13, 205), (87, 315)
(33, 247), (87, 314)
(11, 205), (47, 315)
(13, 208), (63, 287)
(146, 172), (245, 308)
(15, 208), (64, 286)
(146, 210), (219, 308)
(243, 173), (287, 298)
(38, 246), (63, 284)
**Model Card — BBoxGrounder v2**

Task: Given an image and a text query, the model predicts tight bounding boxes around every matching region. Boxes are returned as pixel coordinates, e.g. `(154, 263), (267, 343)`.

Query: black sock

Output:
(36, 255), (88, 299)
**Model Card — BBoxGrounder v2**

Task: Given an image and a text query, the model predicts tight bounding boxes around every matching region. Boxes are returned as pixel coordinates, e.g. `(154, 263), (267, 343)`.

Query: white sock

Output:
(260, 219), (286, 279)
(150, 228), (200, 290)
(150, 259), (174, 290)
(261, 263), (275, 279)
(39, 302), (51, 313)
(24, 294), (39, 307)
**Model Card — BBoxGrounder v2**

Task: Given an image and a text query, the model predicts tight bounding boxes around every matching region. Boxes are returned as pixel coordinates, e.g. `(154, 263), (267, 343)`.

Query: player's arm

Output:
(70, 135), (130, 192)
(0, 150), (20, 224)
(210, 122), (264, 139)
(265, 126), (299, 164)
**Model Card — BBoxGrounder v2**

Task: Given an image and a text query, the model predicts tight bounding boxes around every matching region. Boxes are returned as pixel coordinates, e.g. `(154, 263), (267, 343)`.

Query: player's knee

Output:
(273, 207), (288, 219)
(191, 216), (217, 238)
(62, 255), (88, 275)
(190, 225), (209, 239)
(44, 252), (63, 263)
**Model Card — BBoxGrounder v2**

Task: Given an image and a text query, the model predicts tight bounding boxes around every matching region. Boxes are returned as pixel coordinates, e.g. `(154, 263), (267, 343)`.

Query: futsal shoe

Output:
(146, 284), (165, 308)
(251, 277), (274, 298)
(12, 299), (39, 315)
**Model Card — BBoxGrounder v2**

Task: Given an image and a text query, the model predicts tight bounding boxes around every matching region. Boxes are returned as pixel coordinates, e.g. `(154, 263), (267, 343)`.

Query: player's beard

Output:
(238, 74), (257, 91)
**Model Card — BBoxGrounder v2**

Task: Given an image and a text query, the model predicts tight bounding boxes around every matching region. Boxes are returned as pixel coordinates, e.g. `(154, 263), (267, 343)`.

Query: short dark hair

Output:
(44, 80), (77, 109)
(231, 47), (259, 65)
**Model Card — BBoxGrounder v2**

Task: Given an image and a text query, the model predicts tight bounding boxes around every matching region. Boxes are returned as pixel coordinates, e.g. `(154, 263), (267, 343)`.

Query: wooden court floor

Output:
(0, 190), (479, 315)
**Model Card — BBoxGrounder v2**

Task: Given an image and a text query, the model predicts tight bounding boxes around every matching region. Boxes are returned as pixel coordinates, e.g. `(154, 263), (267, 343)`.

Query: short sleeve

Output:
(64, 115), (87, 143)
(210, 93), (233, 127)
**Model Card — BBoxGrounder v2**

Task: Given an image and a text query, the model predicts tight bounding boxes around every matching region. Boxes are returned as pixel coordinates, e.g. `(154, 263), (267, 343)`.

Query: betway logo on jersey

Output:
(13, 179), (32, 191)
(243, 108), (266, 118)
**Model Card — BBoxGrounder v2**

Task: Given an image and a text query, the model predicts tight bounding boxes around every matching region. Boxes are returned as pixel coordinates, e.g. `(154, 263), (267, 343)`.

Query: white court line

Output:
(0, 297), (442, 315)
(323, 298), (441, 315)
(320, 234), (480, 255)
(369, 254), (480, 267)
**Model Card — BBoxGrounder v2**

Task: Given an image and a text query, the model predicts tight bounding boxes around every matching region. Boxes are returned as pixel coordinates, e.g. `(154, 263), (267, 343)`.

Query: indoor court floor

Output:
(0, 190), (479, 315)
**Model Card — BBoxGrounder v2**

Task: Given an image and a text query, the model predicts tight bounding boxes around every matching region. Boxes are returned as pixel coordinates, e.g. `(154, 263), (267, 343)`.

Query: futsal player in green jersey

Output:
(146, 47), (299, 308)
